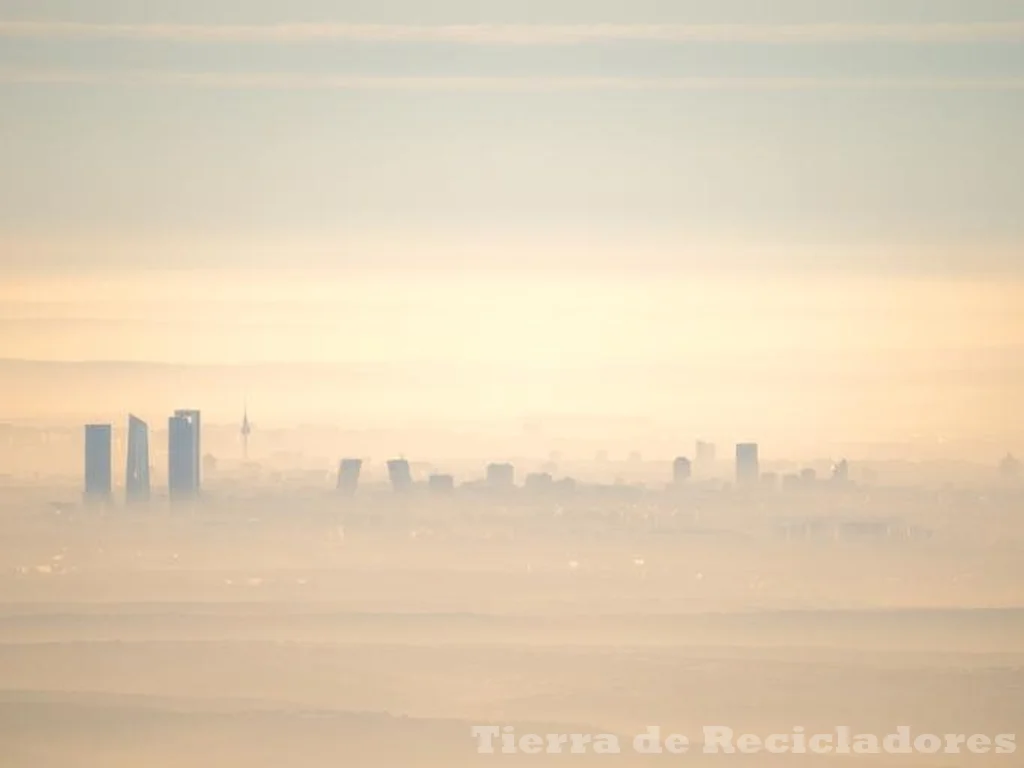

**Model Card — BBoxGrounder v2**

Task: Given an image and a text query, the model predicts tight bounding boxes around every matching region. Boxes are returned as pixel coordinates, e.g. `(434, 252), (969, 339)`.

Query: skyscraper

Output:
(387, 459), (413, 493)
(84, 424), (112, 502)
(125, 414), (150, 503)
(337, 458), (362, 494)
(174, 409), (201, 491)
(735, 443), (760, 488)
(168, 410), (200, 501)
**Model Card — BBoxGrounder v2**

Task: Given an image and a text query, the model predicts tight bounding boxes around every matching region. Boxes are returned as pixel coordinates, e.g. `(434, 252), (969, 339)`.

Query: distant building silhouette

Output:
(387, 459), (413, 493)
(428, 474), (455, 493)
(125, 415), (150, 503)
(1000, 454), (1021, 481)
(240, 406), (252, 461)
(831, 459), (850, 484)
(525, 472), (554, 492)
(555, 477), (577, 494)
(486, 462), (515, 489)
(672, 457), (692, 485)
(735, 443), (760, 487)
(84, 424), (112, 502)
(168, 410), (201, 501)
(337, 458), (362, 494)
(801, 468), (818, 485)
(174, 410), (201, 490)
(696, 441), (716, 471)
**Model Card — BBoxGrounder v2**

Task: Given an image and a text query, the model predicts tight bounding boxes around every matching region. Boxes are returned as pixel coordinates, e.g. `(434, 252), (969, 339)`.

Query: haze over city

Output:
(0, 1), (1022, 766)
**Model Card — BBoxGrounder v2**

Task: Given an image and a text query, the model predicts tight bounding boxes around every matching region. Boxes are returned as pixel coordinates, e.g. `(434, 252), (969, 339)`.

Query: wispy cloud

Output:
(1, 20), (1023, 45)
(1, 71), (1022, 91)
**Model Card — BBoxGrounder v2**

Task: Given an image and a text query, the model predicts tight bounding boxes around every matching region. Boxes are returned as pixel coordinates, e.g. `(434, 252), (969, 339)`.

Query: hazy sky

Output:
(0, 1), (1021, 446)
(1, 0), (1022, 270)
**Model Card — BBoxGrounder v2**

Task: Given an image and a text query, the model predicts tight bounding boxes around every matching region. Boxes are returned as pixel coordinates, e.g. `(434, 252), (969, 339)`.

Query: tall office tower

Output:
(735, 443), (760, 487)
(173, 409), (201, 493)
(84, 424), (113, 502)
(486, 462), (515, 489)
(168, 413), (199, 501)
(336, 458), (362, 494)
(428, 474), (455, 493)
(125, 415), (150, 503)
(387, 459), (413, 493)
(672, 456), (692, 485)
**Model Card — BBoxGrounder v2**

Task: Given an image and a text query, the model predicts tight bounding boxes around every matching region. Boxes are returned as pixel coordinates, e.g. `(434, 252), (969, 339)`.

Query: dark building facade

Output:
(174, 410), (201, 492)
(84, 424), (112, 502)
(337, 458), (362, 494)
(387, 459), (413, 493)
(168, 410), (200, 501)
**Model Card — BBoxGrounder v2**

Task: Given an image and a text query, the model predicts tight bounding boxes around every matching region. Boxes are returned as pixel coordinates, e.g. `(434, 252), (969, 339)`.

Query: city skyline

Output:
(1, 3), (1021, 765)
(71, 409), (1022, 497)
(0, 0), (1021, 461)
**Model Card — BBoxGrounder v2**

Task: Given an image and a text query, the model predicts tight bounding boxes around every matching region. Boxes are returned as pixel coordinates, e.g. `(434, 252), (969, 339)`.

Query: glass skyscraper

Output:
(84, 424), (112, 502)
(168, 409), (201, 501)
(125, 414), (150, 503)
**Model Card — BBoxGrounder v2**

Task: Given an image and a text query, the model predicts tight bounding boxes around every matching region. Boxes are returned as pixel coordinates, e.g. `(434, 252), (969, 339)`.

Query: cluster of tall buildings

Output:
(83, 409), (201, 504)
(332, 442), (768, 495)
(672, 442), (757, 488)
(82, 419), (861, 501)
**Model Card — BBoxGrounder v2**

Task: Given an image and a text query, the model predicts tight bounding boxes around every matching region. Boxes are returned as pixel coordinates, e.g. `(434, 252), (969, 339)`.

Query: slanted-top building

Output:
(387, 459), (413, 493)
(125, 414), (150, 503)
(337, 458), (362, 494)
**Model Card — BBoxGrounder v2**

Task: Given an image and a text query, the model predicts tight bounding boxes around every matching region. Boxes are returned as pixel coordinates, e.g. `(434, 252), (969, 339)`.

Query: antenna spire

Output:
(241, 403), (252, 461)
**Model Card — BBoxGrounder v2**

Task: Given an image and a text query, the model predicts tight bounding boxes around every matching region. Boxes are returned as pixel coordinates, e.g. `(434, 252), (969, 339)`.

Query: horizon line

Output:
(2, 20), (1024, 45)
(2, 71), (1023, 92)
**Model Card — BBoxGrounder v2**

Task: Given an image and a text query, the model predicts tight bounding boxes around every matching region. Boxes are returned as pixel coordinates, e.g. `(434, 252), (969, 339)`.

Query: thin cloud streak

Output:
(2, 20), (1024, 45)
(2, 71), (1022, 91)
